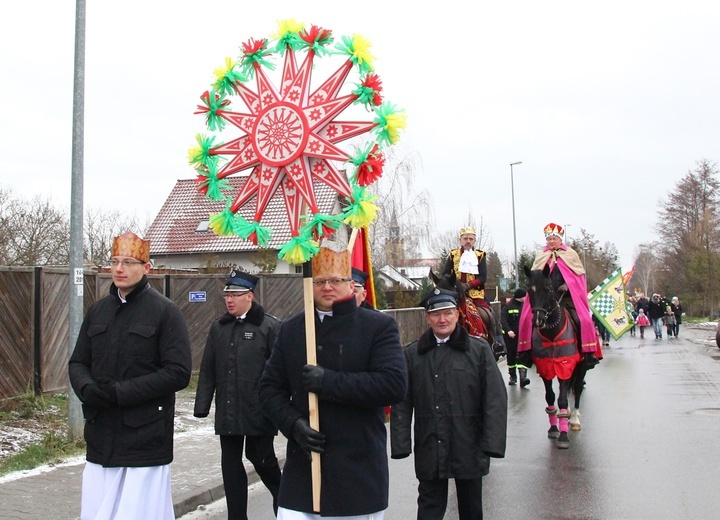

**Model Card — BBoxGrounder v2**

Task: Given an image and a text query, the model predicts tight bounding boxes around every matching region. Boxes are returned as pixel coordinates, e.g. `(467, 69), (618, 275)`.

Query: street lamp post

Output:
(510, 161), (522, 288)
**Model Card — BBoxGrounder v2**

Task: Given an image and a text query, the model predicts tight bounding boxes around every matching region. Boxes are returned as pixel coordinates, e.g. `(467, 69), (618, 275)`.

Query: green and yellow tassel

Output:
(335, 34), (375, 75)
(187, 134), (218, 168)
(209, 204), (239, 236)
(212, 57), (247, 97)
(343, 185), (378, 228)
(278, 234), (319, 264)
(373, 102), (407, 146)
(272, 19), (306, 53)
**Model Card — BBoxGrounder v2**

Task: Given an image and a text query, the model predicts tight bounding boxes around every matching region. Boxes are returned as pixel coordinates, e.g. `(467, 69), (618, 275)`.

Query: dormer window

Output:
(196, 219), (210, 232)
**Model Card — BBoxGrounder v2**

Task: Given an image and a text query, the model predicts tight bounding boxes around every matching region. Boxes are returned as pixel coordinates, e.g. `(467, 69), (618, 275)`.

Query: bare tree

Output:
(84, 208), (144, 266)
(366, 144), (434, 267)
(3, 194), (70, 265)
(429, 211), (494, 261)
(631, 243), (659, 295)
(655, 159), (720, 315)
(0, 187), (13, 264)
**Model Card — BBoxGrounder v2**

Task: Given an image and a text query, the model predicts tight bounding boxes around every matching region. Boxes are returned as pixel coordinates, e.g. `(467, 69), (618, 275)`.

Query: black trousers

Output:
(417, 477), (483, 520)
(220, 434), (281, 520)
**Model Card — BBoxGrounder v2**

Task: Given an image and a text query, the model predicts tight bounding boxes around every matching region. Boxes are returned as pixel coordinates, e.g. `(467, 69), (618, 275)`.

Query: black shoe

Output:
(508, 376), (517, 385)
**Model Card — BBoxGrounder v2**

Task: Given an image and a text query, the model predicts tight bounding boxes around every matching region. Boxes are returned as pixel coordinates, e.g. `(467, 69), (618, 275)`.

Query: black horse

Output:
(522, 265), (588, 448)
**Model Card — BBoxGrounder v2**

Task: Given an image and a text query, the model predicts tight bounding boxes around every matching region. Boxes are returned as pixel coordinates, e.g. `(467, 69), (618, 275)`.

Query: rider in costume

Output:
(442, 226), (489, 310)
(442, 226), (505, 352)
(518, 223), (600, 365)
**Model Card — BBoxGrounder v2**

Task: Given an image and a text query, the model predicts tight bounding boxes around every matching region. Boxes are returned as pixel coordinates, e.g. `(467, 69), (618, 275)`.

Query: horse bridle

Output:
(532, 291), (565, 330)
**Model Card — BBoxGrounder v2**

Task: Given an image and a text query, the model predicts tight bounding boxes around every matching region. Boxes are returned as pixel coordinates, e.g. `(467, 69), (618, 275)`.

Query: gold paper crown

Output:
(111, 232), (150, 263)
(312, 247), (351, 278)
(543, 223), (564, 238)
(459, 226), (476, 237)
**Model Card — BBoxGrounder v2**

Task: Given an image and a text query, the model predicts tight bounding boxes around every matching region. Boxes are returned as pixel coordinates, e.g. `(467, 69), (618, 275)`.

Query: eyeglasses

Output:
(109, 259), (146, 267)
(312, 278), (352, 287)
(223, 292), (249, 299)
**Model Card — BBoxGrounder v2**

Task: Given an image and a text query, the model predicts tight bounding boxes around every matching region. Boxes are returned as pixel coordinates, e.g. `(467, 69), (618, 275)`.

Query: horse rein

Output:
(532, 291), (564, 330)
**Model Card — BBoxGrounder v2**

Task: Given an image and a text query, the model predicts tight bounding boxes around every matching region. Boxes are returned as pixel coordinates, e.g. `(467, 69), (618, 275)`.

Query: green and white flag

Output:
(588, 268), (634, 340)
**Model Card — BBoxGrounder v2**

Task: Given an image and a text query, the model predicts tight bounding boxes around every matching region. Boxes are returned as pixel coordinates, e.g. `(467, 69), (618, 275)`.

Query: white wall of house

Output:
(150, 251), (303, 275)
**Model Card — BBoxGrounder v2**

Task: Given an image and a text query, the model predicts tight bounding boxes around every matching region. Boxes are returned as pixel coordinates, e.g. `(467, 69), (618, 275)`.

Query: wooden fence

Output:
(0, 268), (433, 400)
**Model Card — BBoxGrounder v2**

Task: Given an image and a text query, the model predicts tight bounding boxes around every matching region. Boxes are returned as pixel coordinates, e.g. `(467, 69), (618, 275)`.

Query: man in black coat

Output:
(259, 247), (408, 519)
(69, 232), (192, 519)
(647, 293), (666, 339)
(352, 266), (374, 309)
(501, 288), (527, 386)
(391, 288), (507, 520)
(194, 270), (282, 519)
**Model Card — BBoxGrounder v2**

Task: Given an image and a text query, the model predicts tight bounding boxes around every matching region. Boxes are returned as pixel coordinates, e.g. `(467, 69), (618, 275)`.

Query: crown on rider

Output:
(459, 226), (476, 237)
(543, 222), (564, 239)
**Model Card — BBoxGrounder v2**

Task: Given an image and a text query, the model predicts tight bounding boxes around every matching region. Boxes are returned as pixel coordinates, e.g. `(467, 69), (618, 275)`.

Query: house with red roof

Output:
(145, 178), (340, 274)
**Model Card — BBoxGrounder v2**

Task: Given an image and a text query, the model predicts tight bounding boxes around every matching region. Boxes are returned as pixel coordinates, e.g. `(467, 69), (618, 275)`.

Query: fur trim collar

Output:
(219, 301), (266, 325)
(417, 325), (469, 354)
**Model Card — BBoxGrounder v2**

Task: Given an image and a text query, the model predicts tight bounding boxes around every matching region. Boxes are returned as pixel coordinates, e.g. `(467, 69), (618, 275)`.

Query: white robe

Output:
(277, 507), (384, 520)
(81, 461), (174, 520)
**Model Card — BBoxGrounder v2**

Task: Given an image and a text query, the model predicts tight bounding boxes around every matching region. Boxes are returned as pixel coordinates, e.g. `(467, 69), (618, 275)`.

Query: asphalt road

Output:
(181, 325), (720, 519)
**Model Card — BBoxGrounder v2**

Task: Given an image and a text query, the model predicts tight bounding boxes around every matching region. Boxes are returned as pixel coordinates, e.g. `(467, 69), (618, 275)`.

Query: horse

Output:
(428, 268), (506, 360)
(523, 264), (589, 449)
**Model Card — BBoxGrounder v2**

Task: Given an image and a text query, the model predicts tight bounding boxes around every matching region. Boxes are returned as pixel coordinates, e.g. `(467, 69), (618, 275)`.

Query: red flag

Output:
(622, 265), (635, 288)
(351, 227), (375, 307)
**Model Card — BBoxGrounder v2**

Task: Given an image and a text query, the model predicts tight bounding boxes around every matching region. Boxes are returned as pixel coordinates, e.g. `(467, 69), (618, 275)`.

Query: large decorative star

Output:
(189, 21), (405, 263)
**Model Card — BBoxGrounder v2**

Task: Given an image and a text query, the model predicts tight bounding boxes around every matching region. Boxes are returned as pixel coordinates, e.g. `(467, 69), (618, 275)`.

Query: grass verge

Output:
(0, 392), (85, 478)
(0, 378), (199, 478)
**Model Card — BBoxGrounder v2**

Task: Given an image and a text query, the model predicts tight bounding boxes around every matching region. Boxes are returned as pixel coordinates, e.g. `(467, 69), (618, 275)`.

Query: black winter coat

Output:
(648, 298), (666, 320)
(69, 277), (192, 467)
(390, 325), (507, 480)
(258, 296), (408, 517)
(193, 301), (280, 436)
(500, 298), (524, 348)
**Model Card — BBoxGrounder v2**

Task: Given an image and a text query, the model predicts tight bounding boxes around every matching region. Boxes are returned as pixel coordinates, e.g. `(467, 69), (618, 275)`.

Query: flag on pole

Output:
(588, 268), (634, 340)
(622, 265), (635, 288)
(351, 226), (376, 307)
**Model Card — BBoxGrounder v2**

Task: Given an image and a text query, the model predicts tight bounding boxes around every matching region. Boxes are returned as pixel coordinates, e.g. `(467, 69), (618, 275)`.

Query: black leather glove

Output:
(517, 350), (533, 369)
(459, 282), (471, 294)
(302, 364), (325, 394)
(97, 379), (118, 406)
(292, 418), (326, 460)
(81, 383), (111, 409)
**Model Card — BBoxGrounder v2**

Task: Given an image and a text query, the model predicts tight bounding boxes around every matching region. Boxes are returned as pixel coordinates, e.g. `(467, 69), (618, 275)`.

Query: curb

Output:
(172, 458), (286, 518)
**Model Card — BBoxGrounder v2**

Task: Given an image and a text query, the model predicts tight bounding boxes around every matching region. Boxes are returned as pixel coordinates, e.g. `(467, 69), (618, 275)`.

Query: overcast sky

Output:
(2, 1), (719, 271)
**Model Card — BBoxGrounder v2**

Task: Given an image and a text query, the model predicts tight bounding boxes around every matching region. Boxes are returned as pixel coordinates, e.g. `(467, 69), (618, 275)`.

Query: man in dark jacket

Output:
(194, 270), (282, 519)
(69, 232), (192, 520)
(352, 267), (375, 309)
(647, 293), (666, 339)
(501, 288), (527, 386)
(391, 288), (507, 520)
(258, 246), (408, 519)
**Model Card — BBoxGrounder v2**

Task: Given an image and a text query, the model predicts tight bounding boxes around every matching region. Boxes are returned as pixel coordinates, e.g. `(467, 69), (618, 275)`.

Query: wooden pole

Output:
(302, 260), (321, 512)
(347, 227), (359, 252)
